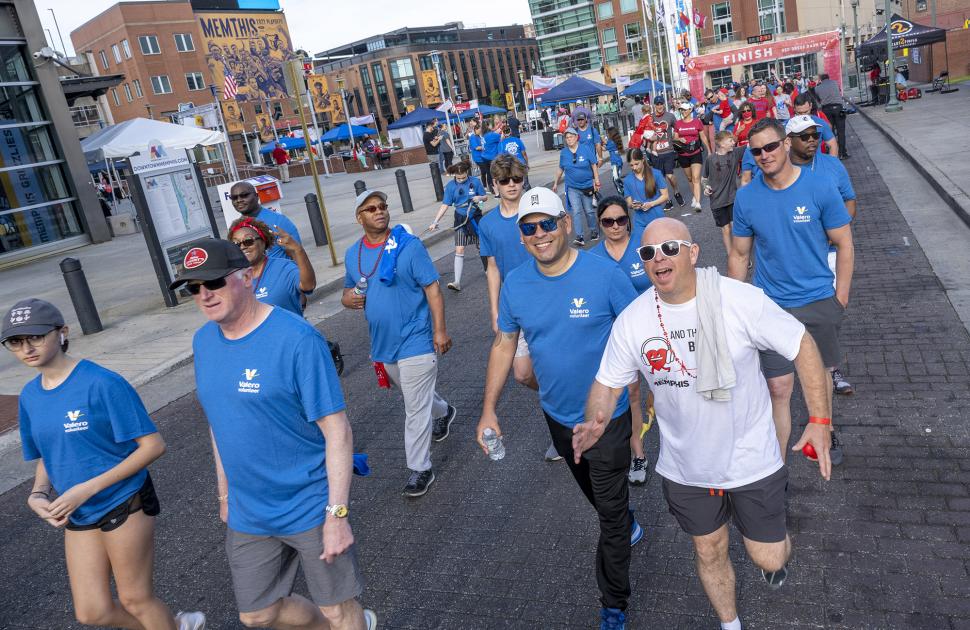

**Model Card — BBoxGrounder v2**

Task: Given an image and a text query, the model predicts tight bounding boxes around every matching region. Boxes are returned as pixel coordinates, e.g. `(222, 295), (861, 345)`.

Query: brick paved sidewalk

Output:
(1, 123), (969, 629)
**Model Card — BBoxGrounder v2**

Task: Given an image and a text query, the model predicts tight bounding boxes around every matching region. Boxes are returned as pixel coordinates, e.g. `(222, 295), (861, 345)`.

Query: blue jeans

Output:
(566, 187), (595, 239)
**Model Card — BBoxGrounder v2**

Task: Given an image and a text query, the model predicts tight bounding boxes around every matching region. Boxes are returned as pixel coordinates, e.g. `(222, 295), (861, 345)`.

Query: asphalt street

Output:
(2, 124), (970, 629)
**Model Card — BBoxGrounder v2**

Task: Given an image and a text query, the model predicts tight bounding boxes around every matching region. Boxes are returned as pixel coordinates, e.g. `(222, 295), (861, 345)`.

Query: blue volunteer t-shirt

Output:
(560, 144), (598, 189)
(810, 153), (856, 255)
(577, 126), (600, 150)
(482, 131), (502, 161)
(19, 360), (157, 526)
(605, 139), (623, 167)
(498, 251), (636, 427)
(253, 207), (302, 259)
(344, 234), (439, 363)
(478, 207), (530, 279)
(812, 115), (836, 145)
(623, 169), (668, 233)
(741, 147), (759, 178)
(443, 177), (486, 213)
(499, 137), (528, 165)
(590, 235), (652, 294)
(733, 167), (851, 307)
(193, 308), (344, 536)
(469, 134), (484, 164)
(254, 256), (303, 315)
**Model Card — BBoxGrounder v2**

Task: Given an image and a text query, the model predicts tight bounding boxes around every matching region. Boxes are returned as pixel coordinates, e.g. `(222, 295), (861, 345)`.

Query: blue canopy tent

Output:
(386, 107), (447, 130)
(622, 78), (672, 97)
(321, 124), (379, 142)
(258, 135), (318, 154)
(456, 104), (506, 120)
(536, 75), (615, 104)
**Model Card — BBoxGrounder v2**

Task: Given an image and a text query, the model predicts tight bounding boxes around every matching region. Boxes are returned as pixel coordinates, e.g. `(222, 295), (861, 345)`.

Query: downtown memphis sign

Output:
(684, 31), (843, 97)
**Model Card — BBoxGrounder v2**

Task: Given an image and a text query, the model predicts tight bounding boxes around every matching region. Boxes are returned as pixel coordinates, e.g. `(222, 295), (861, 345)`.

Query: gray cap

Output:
(1, 298), (64, 342)
(563, 126), (579, 136)
(354, 189), (388, 213)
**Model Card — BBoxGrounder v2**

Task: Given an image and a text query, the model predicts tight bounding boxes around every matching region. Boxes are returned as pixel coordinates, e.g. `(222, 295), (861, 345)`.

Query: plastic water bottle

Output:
(482, 428), (505, 461)
(353, 277), (368, 296)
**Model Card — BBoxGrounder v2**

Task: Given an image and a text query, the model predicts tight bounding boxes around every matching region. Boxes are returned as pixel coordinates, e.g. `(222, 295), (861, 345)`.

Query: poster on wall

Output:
(307, 74), (344, 122)
(221, 101), (245, 133)
(421, 69), (440, 104)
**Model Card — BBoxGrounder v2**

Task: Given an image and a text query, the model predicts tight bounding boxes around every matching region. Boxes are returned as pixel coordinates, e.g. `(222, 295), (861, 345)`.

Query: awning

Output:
(858, 14), (946, 57)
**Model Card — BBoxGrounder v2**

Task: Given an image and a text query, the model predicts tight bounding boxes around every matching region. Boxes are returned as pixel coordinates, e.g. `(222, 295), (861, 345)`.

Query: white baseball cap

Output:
(354, 189), (387, 213)
(517, 187), (565, 223)
(785, 115), (820, 135)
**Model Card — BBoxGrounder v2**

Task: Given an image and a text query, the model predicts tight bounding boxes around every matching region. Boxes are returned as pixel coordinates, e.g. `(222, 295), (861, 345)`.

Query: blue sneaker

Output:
(600, 607), (625, 630)
(630, 509), (644, 547)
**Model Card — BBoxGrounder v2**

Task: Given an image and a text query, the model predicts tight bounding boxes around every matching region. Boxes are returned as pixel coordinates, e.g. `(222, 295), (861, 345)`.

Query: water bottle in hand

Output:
(354, 277), (368, 296)
(482, 428), (505, 461)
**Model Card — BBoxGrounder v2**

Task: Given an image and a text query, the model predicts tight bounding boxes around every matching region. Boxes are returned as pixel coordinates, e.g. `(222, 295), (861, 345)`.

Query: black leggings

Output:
(479, 159), (493, 191)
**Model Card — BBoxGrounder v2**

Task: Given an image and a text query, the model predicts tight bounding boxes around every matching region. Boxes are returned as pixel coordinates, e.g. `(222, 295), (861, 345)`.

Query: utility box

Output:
(108, 213), (139, 235)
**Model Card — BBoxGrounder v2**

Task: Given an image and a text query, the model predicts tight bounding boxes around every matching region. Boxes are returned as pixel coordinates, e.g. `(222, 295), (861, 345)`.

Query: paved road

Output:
(2, 127), (970, 629)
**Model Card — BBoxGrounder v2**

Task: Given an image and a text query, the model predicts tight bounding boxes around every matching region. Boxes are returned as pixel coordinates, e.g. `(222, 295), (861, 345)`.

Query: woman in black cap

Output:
(2, 299), (204, 629)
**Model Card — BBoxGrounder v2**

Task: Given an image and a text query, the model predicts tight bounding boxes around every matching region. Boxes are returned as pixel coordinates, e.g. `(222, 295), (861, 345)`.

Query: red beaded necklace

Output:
(654, 290), (696, 379)
(357, 233), (388, 279)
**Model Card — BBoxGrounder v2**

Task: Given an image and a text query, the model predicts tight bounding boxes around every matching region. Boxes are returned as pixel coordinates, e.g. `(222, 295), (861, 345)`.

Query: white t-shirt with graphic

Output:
(596, 278), (805, 489)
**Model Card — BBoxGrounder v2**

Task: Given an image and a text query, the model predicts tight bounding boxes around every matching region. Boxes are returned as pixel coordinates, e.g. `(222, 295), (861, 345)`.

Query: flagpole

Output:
(654, 0), (670, 106)
(212, 85), (239, 181)
(640, 0), (659, 104)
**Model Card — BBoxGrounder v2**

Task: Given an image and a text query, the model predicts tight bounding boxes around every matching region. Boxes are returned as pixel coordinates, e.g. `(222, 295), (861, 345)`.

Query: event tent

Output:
(622, 77), (673, 97)
(456, 104), (506, 120)
(387, 107), (448, 148)
(81, 117), (225, 160)
(320, 124), (379, 142)
(858, 14), (946, 57)
(536, 75), (615, 104)
(258, 135), (318, 154)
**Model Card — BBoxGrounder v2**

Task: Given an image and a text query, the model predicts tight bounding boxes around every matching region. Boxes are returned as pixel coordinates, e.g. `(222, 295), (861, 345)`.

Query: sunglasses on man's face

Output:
(186, 276), (230, 295)
(749, 140), (783, 157)
(229, 191), (254, 201)
(637, 239), (692, 262)
(518, 215), (562, 237)
(498, 176), (524, 185)
(791, 131), (820, 142)
(600, 215), (629, 228)
(359, 202), (388, 213)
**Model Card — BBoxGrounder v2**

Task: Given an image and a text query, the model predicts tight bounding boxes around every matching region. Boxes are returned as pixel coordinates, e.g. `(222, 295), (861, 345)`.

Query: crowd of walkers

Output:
(4, 71), (859, 630)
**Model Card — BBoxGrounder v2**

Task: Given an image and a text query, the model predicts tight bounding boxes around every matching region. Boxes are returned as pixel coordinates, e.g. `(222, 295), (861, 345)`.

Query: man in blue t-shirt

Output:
(728, 118), (854, 468)
(229, 181), (303, 259)
(476, 187), (640, 627)
(573, 109), (603, 165)
(171, 238), (374, 630)
(342, 190), (456, 498)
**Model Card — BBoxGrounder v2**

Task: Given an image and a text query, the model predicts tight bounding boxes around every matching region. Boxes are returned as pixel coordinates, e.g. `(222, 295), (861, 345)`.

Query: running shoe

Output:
(664, 201), (674, 211)
(692, 200), (702, 212)
(544, 442), (563, 462)
(600, 607), (626, 630)
(628, 457), (648, 486)
(432, 405), (457, 442)
(446, 282), (461, 292)
(761, 565), (788, 590)
(175, 611), (206, 630)
(402, 469), (435, 497)
(630, 509), (644, 547)
(572, 236), (586, 247)
(830, 429), (844, 466)
(364, 608), (378, 630)
(590, 230), (601, 241)
(832, 369), (854, 395)
(674, 192), (685, 206)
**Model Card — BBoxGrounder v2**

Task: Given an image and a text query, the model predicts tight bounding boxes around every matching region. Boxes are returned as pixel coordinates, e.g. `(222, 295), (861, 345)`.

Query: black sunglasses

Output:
(791, 132), (820, 142)
(600, 215), (629, 228)
(637, 239), (692, 262)
(498, 176), (524, 185)
(233, 237), (258, 248)
(518, 215), (562, 237)
(749, 140), (783, 157)
(186, 276), (230, 295)
(229, 191), (254, 201)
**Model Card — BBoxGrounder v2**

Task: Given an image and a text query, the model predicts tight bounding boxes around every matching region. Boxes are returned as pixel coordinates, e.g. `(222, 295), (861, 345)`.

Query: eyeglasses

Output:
(186, 276), (230, 295)
(599, 215), (629, 228)
(749, 140), (783, 157)
(498, 176), (524, 185)
(359, 202), (388, 213)
(637, 239), (692, 262)
(518, 214), (562, 237)
(233, 237), (258, 248)
(229, 191), (254, 201)
(2, 330), (56, 351)
(791, 131), (820, 142)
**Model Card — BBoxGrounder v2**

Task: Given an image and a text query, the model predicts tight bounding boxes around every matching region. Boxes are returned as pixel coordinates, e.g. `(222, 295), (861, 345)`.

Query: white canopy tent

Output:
(387, 126), (423, 149)
(81, 117), (226, 160)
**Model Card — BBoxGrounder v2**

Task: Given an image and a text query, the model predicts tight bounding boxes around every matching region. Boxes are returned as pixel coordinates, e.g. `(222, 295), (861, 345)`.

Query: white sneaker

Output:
(628, 457), (648, 485)
(544, 442), (563, 462)
(364, 608), (378, 630)
(691, 200), (702, 212)
(175, 611), (206, 630)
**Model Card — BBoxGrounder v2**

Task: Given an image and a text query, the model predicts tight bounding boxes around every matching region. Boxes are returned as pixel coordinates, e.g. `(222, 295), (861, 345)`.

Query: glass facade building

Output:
(530, 0), (601, 75)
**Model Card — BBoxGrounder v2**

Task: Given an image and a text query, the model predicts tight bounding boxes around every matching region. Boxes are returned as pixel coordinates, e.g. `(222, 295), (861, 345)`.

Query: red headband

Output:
(231, 218), (269, 244)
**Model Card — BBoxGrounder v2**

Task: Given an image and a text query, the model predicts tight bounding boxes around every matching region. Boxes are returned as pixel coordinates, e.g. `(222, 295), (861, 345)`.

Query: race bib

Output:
(655, 140), (670, 151)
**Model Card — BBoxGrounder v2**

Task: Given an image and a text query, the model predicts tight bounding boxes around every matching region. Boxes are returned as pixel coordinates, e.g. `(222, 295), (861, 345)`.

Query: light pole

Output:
(335, 76), (355, 159)
(851, 0), (864, 101)
(429, 51), (452, 134)
(48, 9), (69, 57)
(884, 0), (902, 112)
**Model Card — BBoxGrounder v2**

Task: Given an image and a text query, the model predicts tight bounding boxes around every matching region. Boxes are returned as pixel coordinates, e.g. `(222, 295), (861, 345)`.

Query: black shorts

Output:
(677, 152), (703, 168)
(661, 466), (788, 543)
(711, 204), (733, 227)
(650, 152), (677, 176)
(760, 295), (845, 377)
(66, 473), (160, 532)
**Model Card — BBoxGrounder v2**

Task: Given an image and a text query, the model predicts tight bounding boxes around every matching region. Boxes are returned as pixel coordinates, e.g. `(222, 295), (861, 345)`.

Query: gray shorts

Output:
(226, 524), (363, 613)
(760, 295), (845, 377)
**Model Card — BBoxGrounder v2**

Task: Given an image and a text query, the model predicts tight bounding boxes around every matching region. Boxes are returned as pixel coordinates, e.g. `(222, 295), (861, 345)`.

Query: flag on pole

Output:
(223, 72), (238, 100)
(692, 8), (707, 28)
(655, 0), (664, 19)
(435, 99), (454, 112)
(531, 75), (557, 97)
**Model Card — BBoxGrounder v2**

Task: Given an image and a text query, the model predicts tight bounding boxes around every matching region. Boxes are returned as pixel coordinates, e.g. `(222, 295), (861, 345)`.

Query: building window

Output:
(99, 50), (108, 70)
(757, 0), (785, 35)
(111, 44), (121, 63)
(185, 72), (205, 91)
(150, 75), (172, 94)
(602, 27), (616, 43)
(626, 39), (642, 58)
(138, 35), (161, 55)
(712, 2), (733, 43)
(133, 79), (143, 97)
(619, 0), (637, 13)
(916, 0), (927, 9)
(122, 39), (131, 58)
(605, 47), (619, 64)
(597, 2), (614, 19)
(708, 68), (732, 89)
(111, 88), (120, 106)
(123, 83), (133, 102)
(419, 55), (434, 71)
(747, 62), (771, 81)
(174, 33), (195, 52)
(624, 22), (640, 40)
(389, 58), (417, 103)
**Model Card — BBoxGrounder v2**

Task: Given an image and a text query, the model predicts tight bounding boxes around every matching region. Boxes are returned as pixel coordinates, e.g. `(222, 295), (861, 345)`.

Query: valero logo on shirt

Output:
(183, 248), (208, 269)
(630, 262), (645, 277)
(254, 286), (269, 299)
(570, 297), (590, 318)
(63, 410), (88, 433)
(793, 205), (811, 224)
(238, 368), (261, 394)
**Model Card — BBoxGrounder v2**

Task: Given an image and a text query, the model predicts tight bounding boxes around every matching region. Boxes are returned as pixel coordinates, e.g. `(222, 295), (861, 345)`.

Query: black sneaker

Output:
(664, 201), (674, 211)
(402, 469), (435, 497)
(590, 230), (600, 241)
(830, 429), (844, 466)
(573, 236), (586, 247)
(832, 369), (854, 395)
(432, 405), (457, 442)
(761, 565), (788, 590)
(674, 192), (685, 206)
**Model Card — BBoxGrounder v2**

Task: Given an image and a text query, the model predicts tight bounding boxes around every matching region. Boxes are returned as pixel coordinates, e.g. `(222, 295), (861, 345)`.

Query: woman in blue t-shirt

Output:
(229, 216), (316, 316)
(552, 127), (601, 246)
(480, 119), (503, 191)
(428, 160), (488, 291)
(605, 126), (625, 195)
(586, 197), (653, 486)
(623, 147), (669, 234)
(3, 298), (204, 629)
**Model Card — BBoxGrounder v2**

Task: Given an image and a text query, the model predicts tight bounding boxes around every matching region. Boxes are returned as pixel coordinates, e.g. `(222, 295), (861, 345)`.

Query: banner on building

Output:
(197, 11), (298, 102)
(221, 101), (245, 134)
(504, 92), (514, 110)
(421, 70), (440, 104)
(306, 74), (344, 122)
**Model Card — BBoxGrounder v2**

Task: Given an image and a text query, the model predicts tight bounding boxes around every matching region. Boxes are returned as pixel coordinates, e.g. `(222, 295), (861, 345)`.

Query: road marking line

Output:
(903, 236), (911, 246)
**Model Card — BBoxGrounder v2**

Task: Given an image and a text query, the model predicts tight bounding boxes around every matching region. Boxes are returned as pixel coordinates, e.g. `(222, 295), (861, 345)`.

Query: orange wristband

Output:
(808, 416), (831, 425)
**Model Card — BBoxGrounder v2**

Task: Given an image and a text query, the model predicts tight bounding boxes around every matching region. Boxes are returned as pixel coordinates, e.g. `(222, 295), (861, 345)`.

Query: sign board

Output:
(747, 34), (773, 44)
(216, 175), (283, 229)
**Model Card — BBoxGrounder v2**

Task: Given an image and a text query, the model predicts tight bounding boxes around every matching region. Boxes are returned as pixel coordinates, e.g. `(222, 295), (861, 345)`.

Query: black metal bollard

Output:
(396, 169), (414, 214)
(354, 180), (367, 196)
(429, 162), (444, 201)
(304, 193), (328, 247)
(59, 258), (103, 335)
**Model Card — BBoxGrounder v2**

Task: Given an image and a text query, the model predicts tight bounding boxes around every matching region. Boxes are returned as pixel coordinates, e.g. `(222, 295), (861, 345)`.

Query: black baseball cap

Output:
(168, 238), (250, 290)
(653, 96), (665, 105)
(1, 298), (64, 343)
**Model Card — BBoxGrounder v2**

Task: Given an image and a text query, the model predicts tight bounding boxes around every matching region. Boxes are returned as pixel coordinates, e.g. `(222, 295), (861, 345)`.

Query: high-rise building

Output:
(530, 0), (602, 76)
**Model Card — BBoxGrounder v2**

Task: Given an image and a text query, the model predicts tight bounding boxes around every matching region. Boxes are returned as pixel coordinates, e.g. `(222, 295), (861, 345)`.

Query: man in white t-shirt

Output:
(574, 218), (833, 630)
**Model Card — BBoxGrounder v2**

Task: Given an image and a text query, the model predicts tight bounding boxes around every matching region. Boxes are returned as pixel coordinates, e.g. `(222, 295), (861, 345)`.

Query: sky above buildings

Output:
(38, 0), (535, 57)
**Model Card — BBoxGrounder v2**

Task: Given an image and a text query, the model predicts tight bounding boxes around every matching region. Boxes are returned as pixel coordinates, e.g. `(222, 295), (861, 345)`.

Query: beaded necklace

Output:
(653, 290), (696, 379)
(357, 232), (388, 280)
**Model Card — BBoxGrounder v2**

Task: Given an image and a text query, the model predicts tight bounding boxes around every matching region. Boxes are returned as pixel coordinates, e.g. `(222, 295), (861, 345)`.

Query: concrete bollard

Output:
(59, 258), (103, 335)
(354, 180), (367, 196)
(304, 193), (328, 247)
(429, 162), (444, 201)
(396, 169), (414, 214)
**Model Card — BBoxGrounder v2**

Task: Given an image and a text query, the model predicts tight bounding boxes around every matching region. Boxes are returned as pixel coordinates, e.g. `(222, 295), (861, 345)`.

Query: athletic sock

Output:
(453, 253), (464, 286)
(721, 617), (742, 630)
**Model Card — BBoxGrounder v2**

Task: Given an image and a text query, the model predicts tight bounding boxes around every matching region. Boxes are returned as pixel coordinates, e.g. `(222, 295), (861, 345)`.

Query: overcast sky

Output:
(37, 0), (534, 57)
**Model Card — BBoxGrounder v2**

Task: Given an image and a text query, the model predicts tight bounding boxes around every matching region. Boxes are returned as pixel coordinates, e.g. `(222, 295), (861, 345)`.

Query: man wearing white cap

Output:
(476, 187), (640, 630)
(342, 190), (455, 498)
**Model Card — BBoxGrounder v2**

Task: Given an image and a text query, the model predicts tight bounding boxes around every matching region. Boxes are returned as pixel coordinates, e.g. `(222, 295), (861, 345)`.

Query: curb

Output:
(853, 108), (970, 230)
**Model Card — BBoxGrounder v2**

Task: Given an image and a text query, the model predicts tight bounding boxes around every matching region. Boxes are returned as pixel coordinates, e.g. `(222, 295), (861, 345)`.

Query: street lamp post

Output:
(884, 0), (902, 112)
(851, 0), (864, 101)
(335, 76), (356, 161)
(429, 50), (452, 139)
